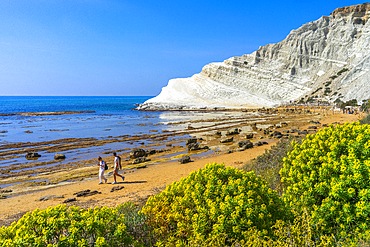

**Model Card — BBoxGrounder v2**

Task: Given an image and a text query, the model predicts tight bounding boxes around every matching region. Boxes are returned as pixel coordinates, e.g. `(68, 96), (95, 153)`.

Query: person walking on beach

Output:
(112, 152), (125, 184)
(98, 156), (108, 184)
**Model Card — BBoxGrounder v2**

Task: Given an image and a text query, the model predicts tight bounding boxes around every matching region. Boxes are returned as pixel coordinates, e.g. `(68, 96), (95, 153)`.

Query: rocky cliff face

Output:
(138, 3), (370, 110)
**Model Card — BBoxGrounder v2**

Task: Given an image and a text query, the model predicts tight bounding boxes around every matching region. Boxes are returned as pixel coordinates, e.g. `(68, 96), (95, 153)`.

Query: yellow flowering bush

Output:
(0, 204), (135, 247)
(141, 163), (289, 246)
(280, 122), (370, 237)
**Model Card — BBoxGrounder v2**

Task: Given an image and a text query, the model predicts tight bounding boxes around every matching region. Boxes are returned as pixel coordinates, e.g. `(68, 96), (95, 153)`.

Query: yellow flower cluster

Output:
(281, 122), (370, 237)
(141, 163), (289, 246)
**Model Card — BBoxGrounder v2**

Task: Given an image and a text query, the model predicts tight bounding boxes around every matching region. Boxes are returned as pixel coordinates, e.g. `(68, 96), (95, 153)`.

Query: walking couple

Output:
(98, 152), (125, 184)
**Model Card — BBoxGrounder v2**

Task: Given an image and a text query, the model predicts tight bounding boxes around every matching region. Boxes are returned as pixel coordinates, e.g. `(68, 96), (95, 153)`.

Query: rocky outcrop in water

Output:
(138, 3), (370, 110)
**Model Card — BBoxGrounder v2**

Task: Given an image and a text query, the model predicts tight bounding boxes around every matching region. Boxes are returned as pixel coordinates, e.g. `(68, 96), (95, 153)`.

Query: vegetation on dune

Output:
(360, 111), (370, 124)
(1, 116), (370, 246)
(0, 204), (137, 247)
(243, 136), (303, 195)
(141, 163), (290, 246)
(281, 122), (370, 239)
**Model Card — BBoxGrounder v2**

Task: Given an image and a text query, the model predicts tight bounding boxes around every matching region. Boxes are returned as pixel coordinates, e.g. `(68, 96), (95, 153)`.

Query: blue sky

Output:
(0, 0), (366, 96)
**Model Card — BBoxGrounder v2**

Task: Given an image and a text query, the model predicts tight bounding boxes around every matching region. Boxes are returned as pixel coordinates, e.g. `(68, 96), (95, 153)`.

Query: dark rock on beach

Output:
(73, 189), (101, 197)
(54, 153), (66, 160)
(187, 142), (209, 151)
(226, 128), (241, 136)
(130, 148), (147, 159)
(272, 131), (283, 138)
(0, 189), (12, 193)
(25, 152), (41, 159)
(111, 186), (124, 192)
(63, 198), (77, 203)
(238, 140), (254, 149)
(220, 137), (234, 143)
(245, 133), (254, 139)
(179, 155), (192, 164)
(132, 157), (151, 164)
(186, 138), (198, 145)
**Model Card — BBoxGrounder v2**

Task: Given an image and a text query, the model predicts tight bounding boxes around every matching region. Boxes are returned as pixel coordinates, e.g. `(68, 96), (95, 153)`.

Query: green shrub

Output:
(0, 204), (136, 247)
(360, 114), (370, 124)
(244, 136), (302, 194)
(141, 163), (290, 246)
(117, 202), (156, 246)
(280, 122), (370, 238)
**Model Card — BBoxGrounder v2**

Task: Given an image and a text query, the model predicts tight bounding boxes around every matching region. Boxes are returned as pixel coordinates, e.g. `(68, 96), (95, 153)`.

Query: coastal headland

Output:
(0, 107), (361, 226)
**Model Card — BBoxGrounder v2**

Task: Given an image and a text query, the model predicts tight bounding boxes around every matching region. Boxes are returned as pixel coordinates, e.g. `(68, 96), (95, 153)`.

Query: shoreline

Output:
(0, 108), (361, 226)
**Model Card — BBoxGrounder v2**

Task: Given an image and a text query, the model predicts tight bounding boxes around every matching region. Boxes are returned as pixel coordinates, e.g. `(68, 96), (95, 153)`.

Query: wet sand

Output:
(0, 108), (361, 226)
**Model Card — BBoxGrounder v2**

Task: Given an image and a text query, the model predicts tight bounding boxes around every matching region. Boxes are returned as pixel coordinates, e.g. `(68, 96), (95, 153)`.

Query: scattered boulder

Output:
(186, 138), (197, 145)
(25, 152), (41, 159)
(298, 130), (309, 135)
(238, 140), (254, 149)
(187, 142), (209, 151)
(226, 128), (241, 136)
(245, 133), (254, 139)
(0, 189), (12, 193)
(272, 131), (283, 138)
(54, 153), (66, 160)
(308, 125), (318, 129)
(179, 155), (192, 164)
(111, 186), (124, 192)
(253, 141), (264, 146)
(73, 190), (101, 197)
(132, 157), (151, 164)
(63, 198), (77, 203)
(130, 148), (147, 159)
(220, 137), (234, 143)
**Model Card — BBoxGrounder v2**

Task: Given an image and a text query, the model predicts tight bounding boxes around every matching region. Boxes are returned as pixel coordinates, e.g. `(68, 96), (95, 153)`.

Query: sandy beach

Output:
(0, 108), (361, 226)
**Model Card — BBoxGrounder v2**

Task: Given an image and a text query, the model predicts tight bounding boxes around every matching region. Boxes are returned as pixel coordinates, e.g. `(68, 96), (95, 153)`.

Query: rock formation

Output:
(138, 3), (370, 110)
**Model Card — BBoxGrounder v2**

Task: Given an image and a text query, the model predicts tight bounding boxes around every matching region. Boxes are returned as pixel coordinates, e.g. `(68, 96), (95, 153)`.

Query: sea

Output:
(0, 96), (247, 171)
(0, 96), (164, 143)
(0, 96), (196, 170)
(0, 96), (263, 187)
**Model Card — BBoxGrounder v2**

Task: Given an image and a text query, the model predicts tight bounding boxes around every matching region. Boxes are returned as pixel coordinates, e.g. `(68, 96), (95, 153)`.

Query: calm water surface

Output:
(0, 96), (164, 143)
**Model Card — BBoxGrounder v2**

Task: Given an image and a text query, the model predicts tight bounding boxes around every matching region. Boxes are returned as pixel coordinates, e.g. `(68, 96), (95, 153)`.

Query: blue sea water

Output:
(0, 96), (219, 172)
(0, 96), (165, 143)
(0, 96), (150, 114)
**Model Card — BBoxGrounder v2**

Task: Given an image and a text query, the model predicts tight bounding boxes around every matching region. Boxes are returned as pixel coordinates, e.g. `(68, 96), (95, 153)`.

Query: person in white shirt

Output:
(112, 152), (125, 184)
(98, 156), (107, 184)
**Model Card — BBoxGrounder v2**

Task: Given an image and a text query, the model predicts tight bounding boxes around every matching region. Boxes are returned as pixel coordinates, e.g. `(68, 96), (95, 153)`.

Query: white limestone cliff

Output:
(138, 3), (370, 110)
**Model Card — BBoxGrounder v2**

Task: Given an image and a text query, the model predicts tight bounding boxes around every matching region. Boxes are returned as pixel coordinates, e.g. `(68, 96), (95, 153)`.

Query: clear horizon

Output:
(0, 1), (365, 96)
